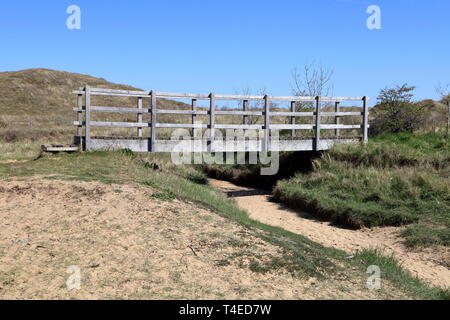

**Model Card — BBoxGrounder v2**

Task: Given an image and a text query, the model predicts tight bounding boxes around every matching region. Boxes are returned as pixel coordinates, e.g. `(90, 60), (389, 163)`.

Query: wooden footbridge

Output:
(72, 86), (369, 153)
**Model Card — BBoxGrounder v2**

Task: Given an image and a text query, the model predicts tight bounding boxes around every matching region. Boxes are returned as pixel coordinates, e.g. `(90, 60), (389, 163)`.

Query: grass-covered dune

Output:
(273, 133), (449, 247)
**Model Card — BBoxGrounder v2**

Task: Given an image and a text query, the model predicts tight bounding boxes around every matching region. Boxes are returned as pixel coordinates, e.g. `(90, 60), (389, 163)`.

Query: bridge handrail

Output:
(73, 88), (365, 102)
(72, 86), (369, 152)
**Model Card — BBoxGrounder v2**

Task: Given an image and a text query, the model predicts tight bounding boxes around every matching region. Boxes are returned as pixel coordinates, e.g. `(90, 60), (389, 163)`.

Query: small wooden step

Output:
(41, 144), (79, 153)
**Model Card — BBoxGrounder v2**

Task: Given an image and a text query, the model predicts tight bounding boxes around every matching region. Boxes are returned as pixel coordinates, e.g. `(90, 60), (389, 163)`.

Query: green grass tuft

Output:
(354, 249), (450, 300)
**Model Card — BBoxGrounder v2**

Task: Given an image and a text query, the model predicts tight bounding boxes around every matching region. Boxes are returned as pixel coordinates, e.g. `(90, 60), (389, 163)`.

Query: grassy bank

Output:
(273, 133), (449, 247)
(200, 133), (449, 247)
(0, 146), (448, 299)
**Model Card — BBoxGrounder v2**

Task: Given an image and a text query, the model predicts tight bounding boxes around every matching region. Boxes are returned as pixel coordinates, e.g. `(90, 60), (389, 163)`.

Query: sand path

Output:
(209, 178), (450, 288)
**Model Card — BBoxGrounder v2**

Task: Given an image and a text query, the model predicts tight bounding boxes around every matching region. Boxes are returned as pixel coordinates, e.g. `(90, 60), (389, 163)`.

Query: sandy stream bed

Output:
(209, 178), (450, 289)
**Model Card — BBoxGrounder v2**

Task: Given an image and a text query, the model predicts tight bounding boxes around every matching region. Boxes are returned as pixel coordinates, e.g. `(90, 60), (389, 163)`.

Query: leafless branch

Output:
(291, 62), (334, 97)
(291, 62), (334, 110)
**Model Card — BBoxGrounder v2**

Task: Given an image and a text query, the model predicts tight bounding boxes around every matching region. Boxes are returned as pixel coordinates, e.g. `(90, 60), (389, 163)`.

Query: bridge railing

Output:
(73, 86), (369, 152)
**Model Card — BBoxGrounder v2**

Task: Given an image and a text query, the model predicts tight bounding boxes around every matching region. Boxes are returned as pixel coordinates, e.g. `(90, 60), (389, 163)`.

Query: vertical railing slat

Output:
(77, 93), (83, 149)
(315, 96), (321, 151)
(137, 97), (143, 137)
(209, 93), (216, 151)
(263, 95), (270, 152)
(362, 96), (369, 143)
(191, 98), (197, 136)
(151, 90), (157, 151)
(335, 101), (340, 137)
(290, 101), (296, 137)
(243, 99), (249, 125)
(85, 86), (91, 151)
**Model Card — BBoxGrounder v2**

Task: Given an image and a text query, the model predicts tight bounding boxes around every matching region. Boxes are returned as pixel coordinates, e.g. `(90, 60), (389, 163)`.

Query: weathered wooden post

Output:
(137, 97), (143, 137)
(263, 95), (270, 152)
(150, 90), (157, 151)
(85, 85), (91, 151)
(243, 99), (249, 125)
(314, 96), (321, 151)
(335, 101), (341, 137)
(77, 92), (83, 149)
(290, 101), (296, 137)
(191, 98), (197, 136)
(209, 93), (216, 151)
(362, 96), (369, 144)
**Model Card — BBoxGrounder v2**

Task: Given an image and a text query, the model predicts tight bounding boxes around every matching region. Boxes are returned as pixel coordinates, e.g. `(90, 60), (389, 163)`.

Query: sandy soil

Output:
(0, 177), (407, 300)
(209, 178), (450, 289)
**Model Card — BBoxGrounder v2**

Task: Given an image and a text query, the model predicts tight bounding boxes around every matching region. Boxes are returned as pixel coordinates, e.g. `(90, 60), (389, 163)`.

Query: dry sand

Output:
(0, 177), (410, 299)
(209, 178), (450, 289)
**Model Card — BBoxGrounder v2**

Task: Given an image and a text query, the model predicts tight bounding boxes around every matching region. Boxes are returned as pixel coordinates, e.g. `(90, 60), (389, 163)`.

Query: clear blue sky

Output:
(1, 0), (449, 105)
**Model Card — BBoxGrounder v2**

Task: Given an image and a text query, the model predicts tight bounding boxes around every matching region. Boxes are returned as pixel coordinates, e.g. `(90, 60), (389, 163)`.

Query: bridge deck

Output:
(74, 136), (361, 152)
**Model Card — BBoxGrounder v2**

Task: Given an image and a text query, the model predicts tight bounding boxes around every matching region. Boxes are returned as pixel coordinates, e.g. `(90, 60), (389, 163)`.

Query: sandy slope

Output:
(209, 179), (450, 288)
(0, 177), (407, 299)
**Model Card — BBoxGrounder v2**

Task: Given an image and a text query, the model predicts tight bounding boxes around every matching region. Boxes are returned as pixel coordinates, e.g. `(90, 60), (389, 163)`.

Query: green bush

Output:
(370, 84), (426, 135)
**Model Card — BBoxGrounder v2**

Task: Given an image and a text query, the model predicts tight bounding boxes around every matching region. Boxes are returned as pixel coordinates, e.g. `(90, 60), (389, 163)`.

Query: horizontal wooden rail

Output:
(271, 124), (367, 130)
(322, 112), (363, 117)
(270, 124), (315, 130)
(156, 109), (208, 115)
(157, 92), (210, 100)
(74, 121), (150, 128)
(73, 90), (149, 98)
(74, 106), (151, 113)
(216, 111), (264, 116)
(73, 88), (368, 103)
(215, 124), (264, 130)
(321, 124), (367, 130)
(270, 111), (315, 117)
(90, 88), (150, 95)
(156, 123), (208, 129)
(74, 107), (362, 118)
(270, 111), (362, 117)
(75, 121), (367, 131)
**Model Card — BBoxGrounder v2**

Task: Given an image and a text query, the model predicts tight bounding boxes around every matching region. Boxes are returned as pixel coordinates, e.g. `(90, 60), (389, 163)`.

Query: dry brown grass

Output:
(0, 68), (192, 143)
(0, 140), (44, 161)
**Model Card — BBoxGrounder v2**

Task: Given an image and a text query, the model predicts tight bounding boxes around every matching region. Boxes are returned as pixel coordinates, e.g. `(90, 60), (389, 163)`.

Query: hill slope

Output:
(0, 69), (187, 142)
